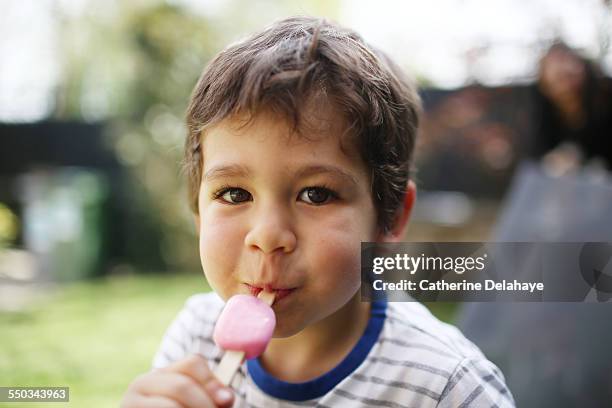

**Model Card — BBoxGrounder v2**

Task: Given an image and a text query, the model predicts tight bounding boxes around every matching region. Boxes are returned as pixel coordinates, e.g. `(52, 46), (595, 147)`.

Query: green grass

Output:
(423, 302), (460, 323)
(0, 274), (457, 408)
(0, 272), (208, 408)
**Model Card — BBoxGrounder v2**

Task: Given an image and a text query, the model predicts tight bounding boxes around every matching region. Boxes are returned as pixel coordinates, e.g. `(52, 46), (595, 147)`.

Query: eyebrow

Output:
(203, 164), (251, 182)
(203, 164), (359, 186)
(294, 165), (359, 186)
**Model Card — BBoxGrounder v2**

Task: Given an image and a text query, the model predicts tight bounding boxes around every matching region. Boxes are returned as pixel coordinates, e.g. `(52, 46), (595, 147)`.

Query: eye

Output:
(215, 187), (251, 204)
(299, 187), (337, 205)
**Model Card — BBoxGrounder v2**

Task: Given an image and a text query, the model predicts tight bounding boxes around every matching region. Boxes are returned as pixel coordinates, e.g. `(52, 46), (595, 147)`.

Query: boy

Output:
(121, 16), (515, 407)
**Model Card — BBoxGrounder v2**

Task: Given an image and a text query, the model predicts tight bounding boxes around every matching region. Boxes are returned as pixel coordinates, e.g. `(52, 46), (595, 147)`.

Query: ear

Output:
(379, 180), (416, 242)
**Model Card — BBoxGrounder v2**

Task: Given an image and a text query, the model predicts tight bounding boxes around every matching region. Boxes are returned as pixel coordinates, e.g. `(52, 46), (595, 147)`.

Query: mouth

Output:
(244, 283), (297, 303)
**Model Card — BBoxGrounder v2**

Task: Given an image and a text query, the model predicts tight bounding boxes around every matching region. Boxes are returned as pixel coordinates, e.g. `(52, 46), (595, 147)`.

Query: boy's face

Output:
(196, 108), (382, 337)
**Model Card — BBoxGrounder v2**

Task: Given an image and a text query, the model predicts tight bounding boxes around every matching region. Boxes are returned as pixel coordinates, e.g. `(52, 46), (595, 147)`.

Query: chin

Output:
(272, 321), (304, 338)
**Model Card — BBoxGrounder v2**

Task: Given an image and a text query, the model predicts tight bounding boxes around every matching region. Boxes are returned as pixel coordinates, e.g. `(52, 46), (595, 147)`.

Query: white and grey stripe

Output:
(152, 293), (515, 407)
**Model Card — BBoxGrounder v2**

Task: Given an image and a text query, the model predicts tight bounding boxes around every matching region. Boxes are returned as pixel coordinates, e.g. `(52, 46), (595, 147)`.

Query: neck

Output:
(557, 99), (586, 129)
(259, 293), (371, 382)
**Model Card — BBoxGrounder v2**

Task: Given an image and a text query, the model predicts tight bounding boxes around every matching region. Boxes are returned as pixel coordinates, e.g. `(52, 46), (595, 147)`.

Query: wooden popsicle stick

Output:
(213, 291), (276, 386)
(257, 290), (275, 306)
(215, 350), (245, 385)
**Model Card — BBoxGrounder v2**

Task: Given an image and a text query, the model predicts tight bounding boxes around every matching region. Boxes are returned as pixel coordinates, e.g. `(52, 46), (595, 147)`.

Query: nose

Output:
(244, 204), (297, 254)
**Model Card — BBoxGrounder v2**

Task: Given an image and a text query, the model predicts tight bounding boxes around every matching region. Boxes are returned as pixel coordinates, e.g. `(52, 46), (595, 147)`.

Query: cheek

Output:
(307, 202), (377, 293)
(308, 217), (366, 291)
(198, 214), (243, 288)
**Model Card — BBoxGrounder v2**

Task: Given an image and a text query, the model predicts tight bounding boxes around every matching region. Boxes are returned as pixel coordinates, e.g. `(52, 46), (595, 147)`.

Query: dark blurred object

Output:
(0, 122), (166, 280)
(0, 121), (115, 255)
(417, 44), (612, 198)
(530, 42), (612, 171)
(0, 122), (113, 172)
(418, 85), (533, 198)
(457, 162), (612, 408)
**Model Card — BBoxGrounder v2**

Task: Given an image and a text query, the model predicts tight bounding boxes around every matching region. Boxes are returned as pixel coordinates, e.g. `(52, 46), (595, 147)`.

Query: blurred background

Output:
(1, 0), (611, 406)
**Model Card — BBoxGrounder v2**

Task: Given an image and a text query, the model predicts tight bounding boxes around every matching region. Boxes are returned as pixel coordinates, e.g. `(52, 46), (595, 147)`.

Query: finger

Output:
(160, 354), (214, 387)
(162, 354), (234, 407)
(132, 371), (215, 408)
(203, 380), (234, 408)
(121, 393), (185, 408)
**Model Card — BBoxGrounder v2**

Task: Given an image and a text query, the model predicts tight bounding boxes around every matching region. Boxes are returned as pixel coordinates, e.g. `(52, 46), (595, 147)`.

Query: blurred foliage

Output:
(0, 203), (18, 248)
(52, 0), (339, 272)
(0, 272), (208, 407)
(423, 302), (459, 323)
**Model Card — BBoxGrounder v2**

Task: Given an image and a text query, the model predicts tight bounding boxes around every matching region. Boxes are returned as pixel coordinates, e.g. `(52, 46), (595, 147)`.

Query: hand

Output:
(542, 142), (582, 176)
(121, 354), (234, 408)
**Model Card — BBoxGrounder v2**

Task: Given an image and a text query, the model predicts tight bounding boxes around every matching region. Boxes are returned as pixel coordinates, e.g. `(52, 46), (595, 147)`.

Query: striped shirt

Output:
(152, 292), (515, 407)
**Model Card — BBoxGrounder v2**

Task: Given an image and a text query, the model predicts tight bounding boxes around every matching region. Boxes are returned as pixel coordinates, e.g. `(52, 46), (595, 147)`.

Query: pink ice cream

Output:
(213, 294), (276, 359)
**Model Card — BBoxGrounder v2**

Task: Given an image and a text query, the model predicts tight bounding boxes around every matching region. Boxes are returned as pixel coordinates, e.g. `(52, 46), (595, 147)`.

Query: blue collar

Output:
(246, 300), (387, 401)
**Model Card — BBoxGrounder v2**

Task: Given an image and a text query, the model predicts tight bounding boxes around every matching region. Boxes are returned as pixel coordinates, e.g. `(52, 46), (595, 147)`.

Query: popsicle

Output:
(213, 291), (276, 385)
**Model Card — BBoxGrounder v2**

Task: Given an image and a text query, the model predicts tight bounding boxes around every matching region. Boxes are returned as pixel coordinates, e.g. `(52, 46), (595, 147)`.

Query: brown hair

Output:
(184, 16), (420, 233)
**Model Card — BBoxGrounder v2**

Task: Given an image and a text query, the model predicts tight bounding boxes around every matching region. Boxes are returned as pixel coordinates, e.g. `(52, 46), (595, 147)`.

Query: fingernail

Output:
(216, 388), (233, 403)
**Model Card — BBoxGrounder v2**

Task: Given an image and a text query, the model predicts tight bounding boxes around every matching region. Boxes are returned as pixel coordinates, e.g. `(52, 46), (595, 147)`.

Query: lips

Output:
(245, 283), (296, 303)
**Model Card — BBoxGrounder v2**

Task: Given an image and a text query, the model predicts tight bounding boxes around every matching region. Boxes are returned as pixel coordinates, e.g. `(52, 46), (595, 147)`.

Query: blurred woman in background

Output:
(532, 42), (612, 173)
